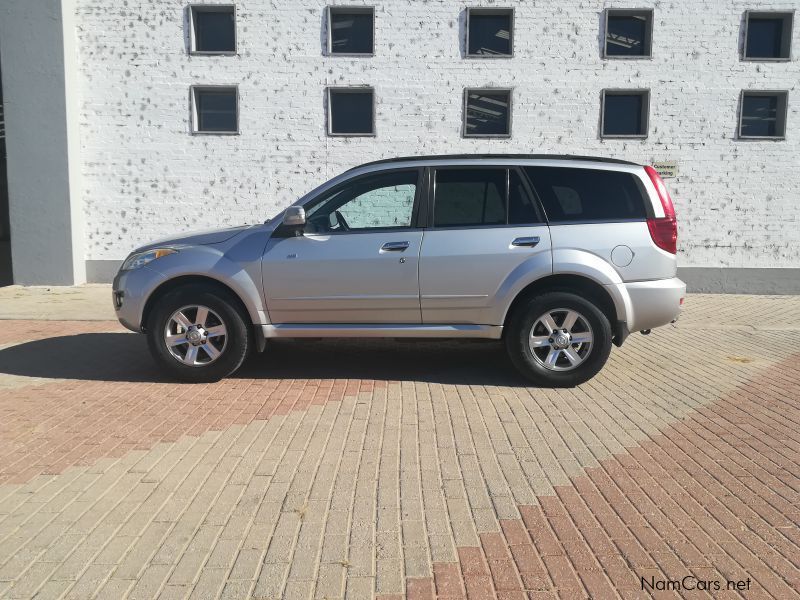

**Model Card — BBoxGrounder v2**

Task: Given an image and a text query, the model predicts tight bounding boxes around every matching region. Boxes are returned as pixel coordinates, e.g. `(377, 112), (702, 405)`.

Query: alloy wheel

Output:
(528, 308), (594, 371)
(164, 305), (228, 367)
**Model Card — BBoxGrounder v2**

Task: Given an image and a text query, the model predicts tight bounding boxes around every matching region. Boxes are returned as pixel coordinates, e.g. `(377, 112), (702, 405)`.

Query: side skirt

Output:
(260, 323), (504, 340)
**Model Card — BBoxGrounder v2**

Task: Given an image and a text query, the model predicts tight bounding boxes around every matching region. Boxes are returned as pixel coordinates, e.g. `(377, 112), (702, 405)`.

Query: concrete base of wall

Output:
(677, 268), (800, 295)
(86, 260), (121, 284)
(86, 260), (800, 295)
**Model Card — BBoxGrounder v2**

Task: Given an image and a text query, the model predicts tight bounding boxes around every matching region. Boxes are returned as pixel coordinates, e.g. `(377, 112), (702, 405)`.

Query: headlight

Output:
(121, 248), (177, 271)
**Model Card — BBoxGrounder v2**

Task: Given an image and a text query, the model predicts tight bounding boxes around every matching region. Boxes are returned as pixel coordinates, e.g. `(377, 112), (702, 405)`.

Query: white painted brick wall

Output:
(74, 0), (800, 269)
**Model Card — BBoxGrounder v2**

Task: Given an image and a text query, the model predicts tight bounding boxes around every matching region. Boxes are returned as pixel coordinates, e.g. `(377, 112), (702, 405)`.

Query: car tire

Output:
(505, 291), (612, 387)
(146, 286), (250, 383)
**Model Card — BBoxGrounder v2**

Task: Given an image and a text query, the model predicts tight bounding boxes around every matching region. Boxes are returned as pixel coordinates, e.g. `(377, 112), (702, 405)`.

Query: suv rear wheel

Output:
(146, 286), (250, 383)
(505, 292), (612, 387)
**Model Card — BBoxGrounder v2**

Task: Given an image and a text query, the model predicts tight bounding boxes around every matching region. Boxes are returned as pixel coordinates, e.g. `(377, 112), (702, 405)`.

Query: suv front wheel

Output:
(146, 286), (251, 383)
(505, 292), (612, 387)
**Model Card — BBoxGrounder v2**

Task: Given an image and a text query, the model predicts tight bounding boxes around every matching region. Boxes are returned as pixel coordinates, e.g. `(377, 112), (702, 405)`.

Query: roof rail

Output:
(350, 154), (639, 170)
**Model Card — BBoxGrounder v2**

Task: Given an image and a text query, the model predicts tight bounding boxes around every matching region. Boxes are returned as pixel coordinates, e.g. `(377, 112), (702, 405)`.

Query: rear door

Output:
(418, 166), (552, 325)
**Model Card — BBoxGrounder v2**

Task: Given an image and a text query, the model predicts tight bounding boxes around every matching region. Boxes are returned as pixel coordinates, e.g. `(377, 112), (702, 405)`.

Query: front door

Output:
(262, 169), (423, 323)
(419, 166), (552, 324)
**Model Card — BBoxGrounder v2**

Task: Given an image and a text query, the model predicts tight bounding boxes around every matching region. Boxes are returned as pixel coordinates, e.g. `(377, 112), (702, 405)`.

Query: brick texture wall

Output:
(74, 0), (799, 269)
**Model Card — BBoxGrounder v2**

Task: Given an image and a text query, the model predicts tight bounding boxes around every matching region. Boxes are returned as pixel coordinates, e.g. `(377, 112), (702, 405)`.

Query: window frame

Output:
(465, 7), (515, 58)
(295, 168), (425, 235)
(326, 86), (376, 137)
(737, 90), (789, 140)
(462, 88), (513, 139)
(190, 85), (240, 135)
(603, 8), (654, 59)
(427, 166), (546, 230)
(742, 10), (794, 62)
(326, 6), (376, 57)
(188, 4), (237, 56)
(600, 89), (650, 139)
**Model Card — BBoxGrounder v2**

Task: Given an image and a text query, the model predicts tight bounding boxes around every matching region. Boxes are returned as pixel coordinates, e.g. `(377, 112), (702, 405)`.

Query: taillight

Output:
(644, 166), (677, 254)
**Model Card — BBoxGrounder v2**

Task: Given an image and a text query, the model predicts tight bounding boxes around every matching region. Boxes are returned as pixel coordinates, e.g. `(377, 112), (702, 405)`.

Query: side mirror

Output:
(282, 206), (306, 228)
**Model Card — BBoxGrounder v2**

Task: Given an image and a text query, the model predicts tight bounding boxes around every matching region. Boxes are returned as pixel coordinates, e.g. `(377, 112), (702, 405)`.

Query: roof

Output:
(351, 154), (639, 170)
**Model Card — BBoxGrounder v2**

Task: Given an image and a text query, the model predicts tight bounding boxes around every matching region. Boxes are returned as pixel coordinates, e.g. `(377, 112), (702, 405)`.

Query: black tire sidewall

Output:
(506, 292), (612, 387)
(147, 287), (250, 382)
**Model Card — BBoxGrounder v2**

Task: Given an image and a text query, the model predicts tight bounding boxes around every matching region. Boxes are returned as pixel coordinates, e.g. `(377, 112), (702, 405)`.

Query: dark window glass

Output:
(330, 8), (374, 54)
(602, 92), (647, 137)
(740, 93), (787, 138)
(328, 89), (374, 135)
(468, 10), (513, 56)
(193, 8), (235, 53)
(508, 170), (541, 224)
(605, 11), (652, 57)
(195, 89), (237, 132)
(464, 90), (511, 137)
(434, 169), (506, 227)
(745, 14), (792, 59)
(306, 171), (418, 233)
(525, 167), (648, 223)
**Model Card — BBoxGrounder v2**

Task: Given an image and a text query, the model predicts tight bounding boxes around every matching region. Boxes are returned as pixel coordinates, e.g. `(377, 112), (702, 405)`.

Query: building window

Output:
(604, 9), (653, 58)
(466, 8), (514, 57)
(327, 88), (375, 136)
(743, 11), (793, 60)
(463, 89), (512, 138)
(738, 91), (788, 139)
(601, 90), (649, 138)
(327, 7), (375, 55)
(189, 5), (236, 54)
(191, 86), (239, 134)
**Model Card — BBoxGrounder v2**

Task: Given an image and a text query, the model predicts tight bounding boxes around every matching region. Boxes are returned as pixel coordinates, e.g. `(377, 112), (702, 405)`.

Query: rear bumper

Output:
(622, 277), (685, 332)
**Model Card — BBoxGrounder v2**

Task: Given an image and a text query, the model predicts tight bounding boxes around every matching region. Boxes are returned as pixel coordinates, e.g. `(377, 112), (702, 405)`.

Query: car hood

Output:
(135, 225), (252, 252)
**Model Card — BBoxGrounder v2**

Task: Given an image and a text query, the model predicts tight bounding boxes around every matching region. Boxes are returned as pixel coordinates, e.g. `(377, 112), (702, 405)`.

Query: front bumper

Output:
(623, 277), (686, 332)
(112, 265), (166, 332)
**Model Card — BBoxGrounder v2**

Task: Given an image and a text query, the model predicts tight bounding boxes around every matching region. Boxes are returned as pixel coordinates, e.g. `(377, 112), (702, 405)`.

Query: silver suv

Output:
(113, 155), (684, 386)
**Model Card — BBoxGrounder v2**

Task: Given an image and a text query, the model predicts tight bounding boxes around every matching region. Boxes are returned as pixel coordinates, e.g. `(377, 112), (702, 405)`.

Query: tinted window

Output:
(328, 89), (374, 135)
(434, 169), (506, 227)
(194, 88), (237, 132)
(468, 10), (513, 56)
(192, 7), (235, 53)
(740, 92), (788, 138)
(329, 8), (374, 54)
(605, 11), (652, 57)
(464, 89), (511, 137)
(745, 13), (792, 59)
(306, 171), (417, 232)
(526, 167), (647, 222)
(602, 92), (648, 137)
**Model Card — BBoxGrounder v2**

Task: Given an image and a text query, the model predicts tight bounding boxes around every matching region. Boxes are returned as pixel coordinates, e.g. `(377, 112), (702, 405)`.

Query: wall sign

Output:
(652, 161), (679, 179)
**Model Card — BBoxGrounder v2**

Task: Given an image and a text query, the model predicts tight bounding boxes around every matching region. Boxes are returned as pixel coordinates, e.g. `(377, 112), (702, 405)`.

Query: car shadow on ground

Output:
(0, 333), (532, 386)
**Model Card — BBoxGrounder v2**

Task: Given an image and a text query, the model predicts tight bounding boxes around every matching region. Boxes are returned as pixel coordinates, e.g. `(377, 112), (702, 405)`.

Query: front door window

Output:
(305, 170), (418, 233)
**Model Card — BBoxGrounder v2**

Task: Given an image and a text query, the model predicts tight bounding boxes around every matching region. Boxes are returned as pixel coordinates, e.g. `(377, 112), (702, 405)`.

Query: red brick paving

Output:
(415, 353), (800, 599)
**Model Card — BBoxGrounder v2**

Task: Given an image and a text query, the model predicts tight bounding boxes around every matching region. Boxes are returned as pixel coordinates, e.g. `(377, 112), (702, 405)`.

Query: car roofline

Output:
(348, 154), (640, 171)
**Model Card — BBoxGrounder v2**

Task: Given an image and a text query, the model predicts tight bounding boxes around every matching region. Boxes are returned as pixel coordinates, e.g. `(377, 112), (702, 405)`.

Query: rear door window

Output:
(433, 169), (506, 227)
(524, 167), (648, 223)
(432, 168), (543, 227)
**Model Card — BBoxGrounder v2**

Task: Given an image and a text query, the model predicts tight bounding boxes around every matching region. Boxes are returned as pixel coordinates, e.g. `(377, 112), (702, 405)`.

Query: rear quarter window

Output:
(525, 167), (649, 223)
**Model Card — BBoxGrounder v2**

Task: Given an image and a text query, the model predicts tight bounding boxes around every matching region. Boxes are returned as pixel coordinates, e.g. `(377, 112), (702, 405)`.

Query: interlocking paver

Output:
(0, 295), (798, 598)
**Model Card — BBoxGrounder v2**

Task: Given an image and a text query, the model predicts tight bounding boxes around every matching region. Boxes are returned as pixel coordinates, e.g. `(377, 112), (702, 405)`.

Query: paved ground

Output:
(0, 289), (798, 599)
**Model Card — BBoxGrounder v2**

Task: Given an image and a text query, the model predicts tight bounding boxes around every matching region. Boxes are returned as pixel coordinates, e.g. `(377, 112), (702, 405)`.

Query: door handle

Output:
(511, 236), (541, 248)
(381, 241), (410, 252)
